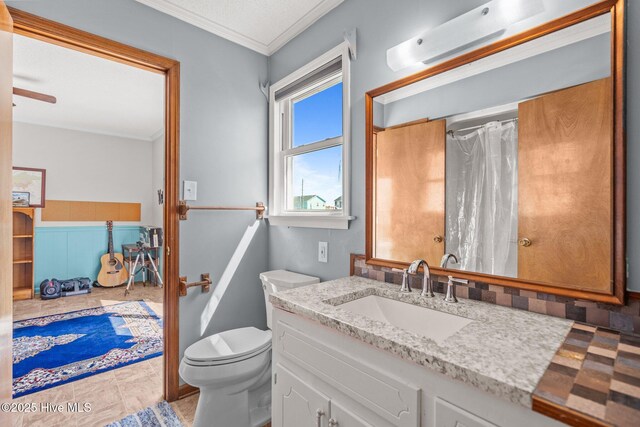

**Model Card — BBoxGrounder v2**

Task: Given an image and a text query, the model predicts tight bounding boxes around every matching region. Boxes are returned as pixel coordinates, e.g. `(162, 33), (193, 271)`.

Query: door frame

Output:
(7, 7), (182, 401)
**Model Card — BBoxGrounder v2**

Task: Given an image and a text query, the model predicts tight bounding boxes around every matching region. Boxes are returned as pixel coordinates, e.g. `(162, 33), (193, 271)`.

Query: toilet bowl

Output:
(179, 270), (320, 427)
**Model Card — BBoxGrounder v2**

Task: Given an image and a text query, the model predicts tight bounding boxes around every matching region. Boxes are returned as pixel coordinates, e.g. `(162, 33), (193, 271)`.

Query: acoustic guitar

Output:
(97, 221), (128, 287)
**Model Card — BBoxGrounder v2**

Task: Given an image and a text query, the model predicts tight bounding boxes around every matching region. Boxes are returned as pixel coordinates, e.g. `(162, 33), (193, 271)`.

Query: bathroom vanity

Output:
(270, 276), (571, 427)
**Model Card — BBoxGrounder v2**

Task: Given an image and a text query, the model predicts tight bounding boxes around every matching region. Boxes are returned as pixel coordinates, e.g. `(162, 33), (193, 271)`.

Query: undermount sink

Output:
(338, 295), (473, 345)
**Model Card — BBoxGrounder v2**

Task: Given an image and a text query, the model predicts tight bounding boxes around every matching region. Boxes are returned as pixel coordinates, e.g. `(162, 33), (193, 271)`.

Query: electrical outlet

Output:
(183, 180), (197, 201)
(318, 241), (328, 263)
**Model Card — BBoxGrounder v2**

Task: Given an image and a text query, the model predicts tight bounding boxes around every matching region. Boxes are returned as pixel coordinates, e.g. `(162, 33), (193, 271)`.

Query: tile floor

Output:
(169, 393), (271, 427)
(11, 283), (167, 427)
(10, 284), (261, 427)
(171, 393), (199, 426)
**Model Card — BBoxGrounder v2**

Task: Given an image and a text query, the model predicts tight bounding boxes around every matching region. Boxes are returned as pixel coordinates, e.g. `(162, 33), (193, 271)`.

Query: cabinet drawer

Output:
(276, 320), (420, 427)
(435, 398), (497, 427)
(331, 399), (375, 427)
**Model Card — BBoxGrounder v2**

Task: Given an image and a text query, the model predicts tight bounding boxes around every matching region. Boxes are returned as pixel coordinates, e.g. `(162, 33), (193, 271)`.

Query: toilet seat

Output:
(184, 327), (272, 367)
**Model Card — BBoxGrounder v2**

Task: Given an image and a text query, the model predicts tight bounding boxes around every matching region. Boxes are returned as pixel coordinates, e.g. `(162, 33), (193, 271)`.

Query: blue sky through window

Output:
(293, 82), (342, 147)
(290, 81), (343, 209)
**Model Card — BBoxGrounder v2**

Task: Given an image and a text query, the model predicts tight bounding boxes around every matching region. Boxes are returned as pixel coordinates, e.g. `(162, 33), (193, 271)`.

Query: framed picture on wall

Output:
(12, 167), (46, 208)
(12, 192), (30, 207)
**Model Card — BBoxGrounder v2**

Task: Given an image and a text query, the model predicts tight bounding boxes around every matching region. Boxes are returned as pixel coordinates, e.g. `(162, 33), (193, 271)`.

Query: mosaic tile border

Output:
(533, 323), (640, 427)
(352, 256), (640, 334)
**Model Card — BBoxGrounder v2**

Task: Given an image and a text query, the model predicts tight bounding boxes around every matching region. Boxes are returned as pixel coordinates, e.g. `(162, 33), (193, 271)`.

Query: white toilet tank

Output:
(260, 270), (319, 329)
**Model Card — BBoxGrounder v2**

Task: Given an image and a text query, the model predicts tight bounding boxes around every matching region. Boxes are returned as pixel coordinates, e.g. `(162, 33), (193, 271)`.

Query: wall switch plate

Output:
(318, 241), (328, 263)
(183, 180), (197, 201)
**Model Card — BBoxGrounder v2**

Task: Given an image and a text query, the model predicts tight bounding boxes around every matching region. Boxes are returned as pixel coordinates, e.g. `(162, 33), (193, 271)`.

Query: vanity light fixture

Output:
(386, 0), (544, 71)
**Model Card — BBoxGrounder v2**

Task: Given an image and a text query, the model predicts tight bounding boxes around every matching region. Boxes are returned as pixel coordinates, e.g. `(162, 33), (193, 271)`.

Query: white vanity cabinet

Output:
(273, 366), (331, 426)
(271, 308), (566, 427)
(273, 365), (373, 427)
(272, 310), (421, 427)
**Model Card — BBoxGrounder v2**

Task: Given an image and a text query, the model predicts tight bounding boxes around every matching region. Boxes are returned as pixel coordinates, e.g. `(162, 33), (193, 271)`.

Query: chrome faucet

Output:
(440, 253), (466, 303)
(405, 259), (434, 298)
(440, 253), (458, 268)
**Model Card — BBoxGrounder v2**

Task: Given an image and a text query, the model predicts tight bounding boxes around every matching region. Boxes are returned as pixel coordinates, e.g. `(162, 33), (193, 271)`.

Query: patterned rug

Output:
(106, 401), (183, 427)
(13, 300), (163, 397)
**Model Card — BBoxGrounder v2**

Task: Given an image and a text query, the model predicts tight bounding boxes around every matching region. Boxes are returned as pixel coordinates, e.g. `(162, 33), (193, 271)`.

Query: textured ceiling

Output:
(13, 34), (165, 141)
(135, 0), (344, 55)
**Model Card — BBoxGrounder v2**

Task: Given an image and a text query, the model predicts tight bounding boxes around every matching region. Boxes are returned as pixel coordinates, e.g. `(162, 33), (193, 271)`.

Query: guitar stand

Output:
(124, 246), (163, 296)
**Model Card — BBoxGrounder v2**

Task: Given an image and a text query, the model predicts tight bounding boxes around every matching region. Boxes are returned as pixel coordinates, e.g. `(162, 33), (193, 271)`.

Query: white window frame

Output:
(268, 42), (353, 229)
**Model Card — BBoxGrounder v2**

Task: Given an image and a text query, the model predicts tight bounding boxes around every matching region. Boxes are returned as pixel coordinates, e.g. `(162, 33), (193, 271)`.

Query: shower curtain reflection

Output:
(446, 120), (518, 277)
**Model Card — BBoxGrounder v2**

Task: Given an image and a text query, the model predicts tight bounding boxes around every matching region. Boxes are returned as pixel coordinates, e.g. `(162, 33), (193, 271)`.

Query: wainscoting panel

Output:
(34, 226), (142, 289)
(41, 200), (142, 222)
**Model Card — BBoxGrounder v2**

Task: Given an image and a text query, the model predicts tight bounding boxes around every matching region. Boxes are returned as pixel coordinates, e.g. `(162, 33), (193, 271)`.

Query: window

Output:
(269, 43), (352, 229)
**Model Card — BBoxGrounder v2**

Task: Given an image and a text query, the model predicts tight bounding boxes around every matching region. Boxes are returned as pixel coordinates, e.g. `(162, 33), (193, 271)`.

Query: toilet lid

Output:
(260, 270), (320, 291)
(184, 327), (272, 363)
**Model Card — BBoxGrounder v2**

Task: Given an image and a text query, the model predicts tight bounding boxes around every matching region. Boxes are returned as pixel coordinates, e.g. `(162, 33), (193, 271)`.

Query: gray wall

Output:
(267, 0), (640, 292)
(7, 0), (270, 360)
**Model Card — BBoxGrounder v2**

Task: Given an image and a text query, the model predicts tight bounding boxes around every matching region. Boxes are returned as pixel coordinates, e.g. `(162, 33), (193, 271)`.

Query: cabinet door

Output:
(273, 365), (330, 427)
(329, 400), (375, 427)
(435, 398), (497, 427)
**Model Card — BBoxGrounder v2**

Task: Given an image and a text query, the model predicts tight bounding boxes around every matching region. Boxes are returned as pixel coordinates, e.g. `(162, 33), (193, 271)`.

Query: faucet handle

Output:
(400, 269), (412, 293)
(444, 276), (459, 303)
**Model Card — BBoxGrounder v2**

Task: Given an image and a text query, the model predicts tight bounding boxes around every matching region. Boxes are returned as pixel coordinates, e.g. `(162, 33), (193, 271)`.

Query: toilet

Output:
(179, 270), (320, 427)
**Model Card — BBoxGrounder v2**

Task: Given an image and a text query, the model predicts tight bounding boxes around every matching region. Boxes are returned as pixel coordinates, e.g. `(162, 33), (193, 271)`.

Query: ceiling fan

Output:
(13, 87), (57, 106)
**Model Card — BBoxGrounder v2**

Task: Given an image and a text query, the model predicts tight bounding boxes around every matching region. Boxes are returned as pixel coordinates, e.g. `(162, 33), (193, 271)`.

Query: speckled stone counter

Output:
(270, 276), (573, 408)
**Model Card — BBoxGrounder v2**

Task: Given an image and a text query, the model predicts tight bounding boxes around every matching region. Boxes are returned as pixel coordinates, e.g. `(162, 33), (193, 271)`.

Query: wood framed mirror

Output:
(365, 0), (625, 304)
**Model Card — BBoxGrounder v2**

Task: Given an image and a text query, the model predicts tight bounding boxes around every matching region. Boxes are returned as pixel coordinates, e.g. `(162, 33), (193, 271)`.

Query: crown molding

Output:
(267, 0), (344, 54)
(135, 0), (344, 56)
(135, 0), (270, 54)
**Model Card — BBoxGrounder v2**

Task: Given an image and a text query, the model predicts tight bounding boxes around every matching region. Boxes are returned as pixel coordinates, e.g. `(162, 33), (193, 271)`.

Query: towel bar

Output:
(179, 273), (211, 296)
(178, 201), (265, 220)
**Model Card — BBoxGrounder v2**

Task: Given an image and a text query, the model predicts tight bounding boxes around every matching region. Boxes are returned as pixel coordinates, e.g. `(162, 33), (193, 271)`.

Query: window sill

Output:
(267, 215), (355, 230)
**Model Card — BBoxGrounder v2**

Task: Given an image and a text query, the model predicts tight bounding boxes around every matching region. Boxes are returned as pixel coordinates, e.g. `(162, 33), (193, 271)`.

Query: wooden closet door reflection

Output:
(374, 120), (446, 266)
(518, 78), (613, 292)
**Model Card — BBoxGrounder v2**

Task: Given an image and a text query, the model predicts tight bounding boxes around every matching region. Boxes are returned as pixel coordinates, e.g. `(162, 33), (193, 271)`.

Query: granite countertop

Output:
(270, 275), (573, 408)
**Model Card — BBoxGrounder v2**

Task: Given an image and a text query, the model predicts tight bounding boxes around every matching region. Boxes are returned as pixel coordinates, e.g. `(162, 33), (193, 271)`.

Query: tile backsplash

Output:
(352, 255), (640, 334)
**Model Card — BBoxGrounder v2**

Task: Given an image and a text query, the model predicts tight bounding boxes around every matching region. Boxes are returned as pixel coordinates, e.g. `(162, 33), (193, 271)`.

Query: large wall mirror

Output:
(365, 0), (625, 304)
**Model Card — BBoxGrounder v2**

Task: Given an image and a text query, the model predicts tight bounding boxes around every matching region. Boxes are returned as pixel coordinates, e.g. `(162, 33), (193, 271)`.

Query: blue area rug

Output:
(106, 401), (183, 427)
(13, 300), (163, 398)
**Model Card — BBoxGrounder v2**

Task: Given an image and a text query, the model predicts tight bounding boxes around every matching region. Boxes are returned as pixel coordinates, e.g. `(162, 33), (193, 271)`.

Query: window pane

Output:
(293, 81), (342, 148)
(288, 146), (343, 211)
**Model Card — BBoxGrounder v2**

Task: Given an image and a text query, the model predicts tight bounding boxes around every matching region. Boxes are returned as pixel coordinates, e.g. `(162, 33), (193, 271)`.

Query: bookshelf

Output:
(13, 207), (35, 300)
